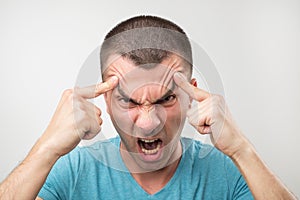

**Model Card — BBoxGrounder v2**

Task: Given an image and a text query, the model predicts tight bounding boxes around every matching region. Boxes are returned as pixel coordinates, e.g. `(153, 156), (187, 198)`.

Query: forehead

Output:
(103, 54), (188, 84)
(104, 55), (186, 94)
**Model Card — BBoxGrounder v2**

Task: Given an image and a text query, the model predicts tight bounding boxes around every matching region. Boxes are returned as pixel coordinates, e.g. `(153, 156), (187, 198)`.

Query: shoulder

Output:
(181, 137), (237, 177)
(49, 136), (121, 175)
(181, 137), (226, 162)
(65, 136), (121, 165)
(38, 137), (121, 199)
(180, 137), (253, 199)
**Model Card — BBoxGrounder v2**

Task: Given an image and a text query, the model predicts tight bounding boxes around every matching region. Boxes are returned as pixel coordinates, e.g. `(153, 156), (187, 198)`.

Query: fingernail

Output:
(110, 76), (118, 84)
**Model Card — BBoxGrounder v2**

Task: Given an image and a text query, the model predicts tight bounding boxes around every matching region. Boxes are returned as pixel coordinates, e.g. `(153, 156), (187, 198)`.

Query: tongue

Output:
(143, 140), (158, 150)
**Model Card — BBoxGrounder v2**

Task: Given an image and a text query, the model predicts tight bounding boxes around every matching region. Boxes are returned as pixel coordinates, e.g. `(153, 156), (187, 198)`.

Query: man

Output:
(0, 15), (296, 199)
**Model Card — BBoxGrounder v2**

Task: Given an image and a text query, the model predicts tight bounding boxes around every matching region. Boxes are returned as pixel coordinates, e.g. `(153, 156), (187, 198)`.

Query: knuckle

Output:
(63, 89), (74, 97)
(73, 92), (82, 102)
(99, 118), (103, 126)
(95, 106), (101, 115)
(79, 103), (86, 111)
(63, 89), (79, 103)
(96, 126), (102, 134)
(74, 104), (88, 119)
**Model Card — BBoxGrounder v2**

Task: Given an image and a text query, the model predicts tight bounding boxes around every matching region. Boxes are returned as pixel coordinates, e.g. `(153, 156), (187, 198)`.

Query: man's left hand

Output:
(173, 72), (248, 158)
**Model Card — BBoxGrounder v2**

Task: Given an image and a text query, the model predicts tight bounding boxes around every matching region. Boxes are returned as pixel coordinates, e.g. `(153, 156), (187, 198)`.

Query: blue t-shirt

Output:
(38, 137), (253, 199)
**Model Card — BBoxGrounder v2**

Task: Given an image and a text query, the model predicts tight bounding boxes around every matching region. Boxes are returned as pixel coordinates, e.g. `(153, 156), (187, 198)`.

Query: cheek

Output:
(164, 96), (189, 132)
(165, 104), (184, 126)
(177, 91), (190, 112)
(110, 100), (136, 135)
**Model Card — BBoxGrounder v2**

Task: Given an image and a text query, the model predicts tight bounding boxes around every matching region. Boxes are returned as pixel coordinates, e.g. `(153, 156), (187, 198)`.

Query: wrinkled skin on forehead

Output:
(103, 54), (193, 172)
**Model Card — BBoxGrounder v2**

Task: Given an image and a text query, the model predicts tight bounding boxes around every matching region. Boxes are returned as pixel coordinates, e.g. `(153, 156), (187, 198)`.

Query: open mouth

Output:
(138, 138), (163, 155)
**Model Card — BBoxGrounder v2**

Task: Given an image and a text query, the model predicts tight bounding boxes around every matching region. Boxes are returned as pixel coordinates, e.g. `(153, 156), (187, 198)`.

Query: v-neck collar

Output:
(116, 137), (186, 197)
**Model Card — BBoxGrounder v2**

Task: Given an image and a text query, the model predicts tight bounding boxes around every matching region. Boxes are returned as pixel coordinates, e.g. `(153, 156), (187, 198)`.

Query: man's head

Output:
(100, 15), (193, 80)
(100, 15), (195, 172)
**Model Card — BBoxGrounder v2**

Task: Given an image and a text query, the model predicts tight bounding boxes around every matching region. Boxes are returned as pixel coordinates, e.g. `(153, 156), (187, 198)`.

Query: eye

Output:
(118, 97), (139, 108)
(119, 97), (130, 103)
(155, 94), (177, 105)
(164, 94), (176, 102)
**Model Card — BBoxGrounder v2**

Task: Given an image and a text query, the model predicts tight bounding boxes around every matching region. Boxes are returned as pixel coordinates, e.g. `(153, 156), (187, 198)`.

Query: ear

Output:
(190, 78), (197, 87)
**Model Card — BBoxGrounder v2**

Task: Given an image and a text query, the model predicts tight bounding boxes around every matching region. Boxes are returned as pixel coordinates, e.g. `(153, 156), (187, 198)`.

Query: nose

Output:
(135, 106), (161, 136)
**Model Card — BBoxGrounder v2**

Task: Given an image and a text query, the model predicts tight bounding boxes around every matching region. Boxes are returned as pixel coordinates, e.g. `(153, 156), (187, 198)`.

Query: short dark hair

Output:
(100, 15), (192, 77)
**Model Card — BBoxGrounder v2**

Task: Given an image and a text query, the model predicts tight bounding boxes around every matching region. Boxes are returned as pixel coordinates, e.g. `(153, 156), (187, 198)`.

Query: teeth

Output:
(140, 138), (157, 143)
(141, 144), (161, 155)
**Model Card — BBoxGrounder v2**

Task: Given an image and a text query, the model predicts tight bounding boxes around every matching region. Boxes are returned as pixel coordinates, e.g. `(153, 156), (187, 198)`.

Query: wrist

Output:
(229, 140), (256, 164)
(26, 138), (61, 167)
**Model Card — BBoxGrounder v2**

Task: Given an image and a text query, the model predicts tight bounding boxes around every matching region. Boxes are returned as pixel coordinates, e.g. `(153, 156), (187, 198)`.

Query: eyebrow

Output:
(154, 82), (176, 104)
(117, 81), (176, 104)
(117, 85), (140, 105)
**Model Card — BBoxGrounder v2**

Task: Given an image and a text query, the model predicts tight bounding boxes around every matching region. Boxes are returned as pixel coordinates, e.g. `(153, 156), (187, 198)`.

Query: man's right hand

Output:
(0, 76), (119, 200)
(37, 76), (118, 157)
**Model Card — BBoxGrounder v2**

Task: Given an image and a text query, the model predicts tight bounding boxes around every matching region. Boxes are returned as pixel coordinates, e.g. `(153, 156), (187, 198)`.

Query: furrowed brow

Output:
(117, 85), (130, 99)
(117, 85), (140, 104)
(154, 81), (176, 103)
(117, 81), (176, 104)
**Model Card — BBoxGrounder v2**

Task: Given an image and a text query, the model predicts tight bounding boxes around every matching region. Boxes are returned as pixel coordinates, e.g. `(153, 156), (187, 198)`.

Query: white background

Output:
(0, 0), (299, 197)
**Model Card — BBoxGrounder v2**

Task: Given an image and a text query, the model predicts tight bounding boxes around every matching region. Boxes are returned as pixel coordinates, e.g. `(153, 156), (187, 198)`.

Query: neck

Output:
(132, 156), (181, 194)
(120, 140), (182, 194)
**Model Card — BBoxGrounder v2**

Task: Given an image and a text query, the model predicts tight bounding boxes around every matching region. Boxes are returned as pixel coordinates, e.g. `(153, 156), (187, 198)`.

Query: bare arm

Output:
(174, 72), (297, 199)
(0, 76), (118, 200)
(0, 142), (59, 199)
(231, 141), (297, 199)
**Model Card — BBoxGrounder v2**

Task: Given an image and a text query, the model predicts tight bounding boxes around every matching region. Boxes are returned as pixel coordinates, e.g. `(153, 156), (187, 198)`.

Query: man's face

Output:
(104, 54), (192, 172)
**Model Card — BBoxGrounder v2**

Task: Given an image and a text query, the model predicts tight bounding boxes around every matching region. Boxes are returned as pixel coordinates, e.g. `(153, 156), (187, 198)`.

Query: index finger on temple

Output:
(76, 76), (119, 99)
(173, 72), (210, 101)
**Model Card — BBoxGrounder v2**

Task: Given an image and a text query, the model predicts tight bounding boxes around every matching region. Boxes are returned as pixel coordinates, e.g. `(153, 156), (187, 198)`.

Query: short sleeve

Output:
(38, 148), (82, 200)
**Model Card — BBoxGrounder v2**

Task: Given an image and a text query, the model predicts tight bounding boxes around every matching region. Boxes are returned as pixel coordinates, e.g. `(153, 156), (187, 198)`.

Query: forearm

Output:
(231, 141), (297, 200)
(0, 140), (60, 200)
